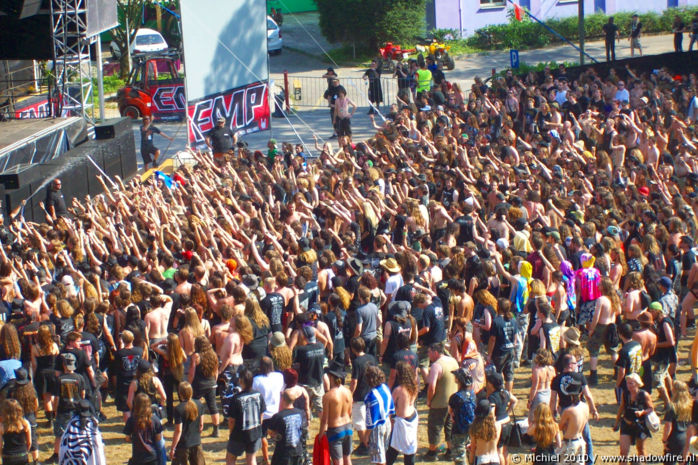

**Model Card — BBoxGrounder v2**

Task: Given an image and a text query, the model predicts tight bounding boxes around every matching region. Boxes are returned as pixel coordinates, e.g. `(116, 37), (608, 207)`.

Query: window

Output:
(480, 0), (505, 7)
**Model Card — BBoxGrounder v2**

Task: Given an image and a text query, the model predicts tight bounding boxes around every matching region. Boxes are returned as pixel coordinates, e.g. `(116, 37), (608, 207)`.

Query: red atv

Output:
(376, 42), (415, 73)
(117, 50), (185, 120)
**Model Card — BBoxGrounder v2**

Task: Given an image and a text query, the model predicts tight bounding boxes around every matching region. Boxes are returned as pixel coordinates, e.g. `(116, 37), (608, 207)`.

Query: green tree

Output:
(112, 0), (147, 77)
(315, 0), (426, 51)
(376, 0), (426, 46)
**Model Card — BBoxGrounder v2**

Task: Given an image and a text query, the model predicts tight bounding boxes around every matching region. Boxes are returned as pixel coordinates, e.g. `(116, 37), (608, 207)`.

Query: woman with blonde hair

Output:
(269, 332), (292, 371)
(178, 307), (204, 358)
(527, 349), (555, 425)
(472, 289), (497, 349)
(0, 399), (31, 465)
(30, 324), (59, 422)
(152, 333), (186, 425)
(527, 403), (560, 465)
(242, 296), (271, 363)
(662, 380), (691, 460)
(525, 279), (547, 362)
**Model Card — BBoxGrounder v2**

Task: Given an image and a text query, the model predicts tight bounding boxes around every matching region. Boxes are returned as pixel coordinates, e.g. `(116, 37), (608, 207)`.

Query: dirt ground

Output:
(36, 331), (695, 465)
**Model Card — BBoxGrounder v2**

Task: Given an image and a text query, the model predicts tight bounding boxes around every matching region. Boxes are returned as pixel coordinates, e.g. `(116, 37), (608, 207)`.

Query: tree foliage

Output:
(112, 0), (146, 77)
(314, 0), (426, 50)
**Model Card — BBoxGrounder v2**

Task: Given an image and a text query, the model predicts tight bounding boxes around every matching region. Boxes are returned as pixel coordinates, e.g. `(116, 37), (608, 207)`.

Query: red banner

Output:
(150, 83), (186, 119)
(187, 81), (270, 146)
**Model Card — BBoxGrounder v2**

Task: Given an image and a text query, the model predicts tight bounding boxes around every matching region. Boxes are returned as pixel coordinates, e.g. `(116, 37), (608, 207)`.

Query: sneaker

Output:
(329, 134), (337, 139)
(442, 449), (452, 460)
(44, 453), (59, 464)
(353, 444), (369, 456)
(211, 425), (220, 438)
(97, 411), (107, 422)
(423, 450), (438, 461)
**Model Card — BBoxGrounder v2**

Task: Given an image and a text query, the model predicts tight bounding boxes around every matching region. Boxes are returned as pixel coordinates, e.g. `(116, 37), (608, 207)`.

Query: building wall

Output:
(438, 0), (698, 37)
(267, 0), (316, 14)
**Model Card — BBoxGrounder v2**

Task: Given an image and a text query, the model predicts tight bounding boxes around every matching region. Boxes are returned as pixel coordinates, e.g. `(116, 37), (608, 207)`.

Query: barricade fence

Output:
(284, 74), (400, 110)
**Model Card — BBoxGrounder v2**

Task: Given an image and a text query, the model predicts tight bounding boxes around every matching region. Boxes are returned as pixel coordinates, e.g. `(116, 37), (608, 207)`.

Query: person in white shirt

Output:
(253, 356), (285, 465)
(614, 81), (630, 104)
(380, 258), (404, 302)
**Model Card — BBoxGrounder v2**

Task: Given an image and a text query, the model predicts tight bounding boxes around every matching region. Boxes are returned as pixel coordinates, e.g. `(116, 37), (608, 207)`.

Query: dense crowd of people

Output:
(1, 53), (698, 465)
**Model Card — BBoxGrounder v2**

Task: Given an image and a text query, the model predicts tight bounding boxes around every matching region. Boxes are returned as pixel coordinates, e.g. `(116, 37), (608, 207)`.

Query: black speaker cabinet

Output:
(94, 117), (131, 140)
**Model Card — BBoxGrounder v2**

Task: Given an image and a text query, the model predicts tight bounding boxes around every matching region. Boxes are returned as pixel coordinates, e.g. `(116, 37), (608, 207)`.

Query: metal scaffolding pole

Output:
(50, 0), (93, 121)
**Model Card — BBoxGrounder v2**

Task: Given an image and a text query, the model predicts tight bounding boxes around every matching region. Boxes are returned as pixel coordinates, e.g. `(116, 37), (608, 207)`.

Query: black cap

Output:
(474, 399), (491, 418)
(79, 399), (93, 418)
(14, 368), (29, 385)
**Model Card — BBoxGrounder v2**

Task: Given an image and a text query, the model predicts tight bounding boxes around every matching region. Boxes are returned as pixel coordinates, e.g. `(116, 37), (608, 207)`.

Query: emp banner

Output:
(187, 81), (270, 146)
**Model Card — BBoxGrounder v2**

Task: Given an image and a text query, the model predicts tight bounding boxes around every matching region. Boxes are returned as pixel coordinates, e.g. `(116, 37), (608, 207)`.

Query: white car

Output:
(110, 28), (169, 59)
(267, 17), (282, 55)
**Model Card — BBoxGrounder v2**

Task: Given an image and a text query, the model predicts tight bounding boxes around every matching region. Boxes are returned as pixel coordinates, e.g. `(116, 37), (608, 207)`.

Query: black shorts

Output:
(492, 351), (515, 381)
(141, 144), (158, 163)
(194, 386), (218, 415)
(336, 117), (352, 137)
(227, 438), (261, 457)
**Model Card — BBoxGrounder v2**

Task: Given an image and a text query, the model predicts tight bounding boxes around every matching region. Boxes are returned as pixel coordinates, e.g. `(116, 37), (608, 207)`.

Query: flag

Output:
(154, 170), (173, 189)
(514, 3), (523, 21)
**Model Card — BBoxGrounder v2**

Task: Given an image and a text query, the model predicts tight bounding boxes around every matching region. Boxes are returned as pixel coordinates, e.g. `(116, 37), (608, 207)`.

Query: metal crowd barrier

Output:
(284, 74), (399, 109)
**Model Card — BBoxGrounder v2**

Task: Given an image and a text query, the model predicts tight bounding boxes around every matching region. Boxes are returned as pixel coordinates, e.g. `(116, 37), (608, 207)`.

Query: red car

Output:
(117, 51), (185, 121)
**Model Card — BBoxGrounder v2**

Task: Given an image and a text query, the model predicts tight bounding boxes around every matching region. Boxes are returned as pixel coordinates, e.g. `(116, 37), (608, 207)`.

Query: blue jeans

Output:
(583, 422), (594, 465)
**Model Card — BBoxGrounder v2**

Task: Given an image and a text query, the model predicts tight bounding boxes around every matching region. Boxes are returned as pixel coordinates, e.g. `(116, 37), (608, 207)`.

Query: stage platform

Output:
(0, 117), (136, 222)
(0, 117), (87, 172)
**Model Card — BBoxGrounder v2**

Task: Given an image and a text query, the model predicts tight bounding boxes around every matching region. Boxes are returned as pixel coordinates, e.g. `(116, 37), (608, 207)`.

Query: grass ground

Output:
(38, 330), (693, 465)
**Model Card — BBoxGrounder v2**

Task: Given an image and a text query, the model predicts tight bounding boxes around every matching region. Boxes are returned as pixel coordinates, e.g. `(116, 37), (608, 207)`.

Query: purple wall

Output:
(438, 0), (698, 37)
(434, 0), (463, 31)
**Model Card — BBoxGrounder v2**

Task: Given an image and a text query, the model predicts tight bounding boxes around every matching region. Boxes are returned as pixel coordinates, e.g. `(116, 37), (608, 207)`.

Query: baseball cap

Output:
(62, 352), (77, 370)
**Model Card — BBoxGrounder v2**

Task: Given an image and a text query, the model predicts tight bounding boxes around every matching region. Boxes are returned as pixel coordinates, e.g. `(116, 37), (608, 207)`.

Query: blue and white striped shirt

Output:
(364, 383), (395, 429)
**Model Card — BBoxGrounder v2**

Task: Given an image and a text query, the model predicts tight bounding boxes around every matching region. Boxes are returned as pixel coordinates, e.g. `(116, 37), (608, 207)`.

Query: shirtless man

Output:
(559, 379), (590, 465)
(207, 282), (236, 315)
(219, 317), (244, 375)
(429, 201), (454, 242)
(145, 294), (172, 344)
(211, 305), (234, 350)
(451, 281), (474, 331)
(174, 269), (191, 297)
(319, 363), (353, 465)
(587, 277), (620, 386)
(632, 312), (657, 394)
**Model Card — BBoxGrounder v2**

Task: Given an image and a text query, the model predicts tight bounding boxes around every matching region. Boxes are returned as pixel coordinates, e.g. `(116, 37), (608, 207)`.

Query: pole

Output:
(578, 0), (585, 65)
(95, 38), (105, 122)
(126, 16), (132, 74)
(283, 70), (290, 112)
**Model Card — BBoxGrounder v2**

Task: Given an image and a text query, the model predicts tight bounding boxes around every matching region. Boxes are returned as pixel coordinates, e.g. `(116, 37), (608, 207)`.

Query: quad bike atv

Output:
(415, 38), (455, 70)
(117, 49), (185, 121)
(376, 42), (415, 73)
